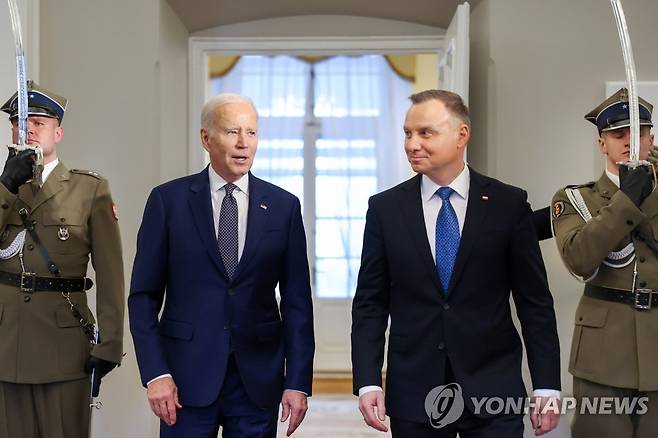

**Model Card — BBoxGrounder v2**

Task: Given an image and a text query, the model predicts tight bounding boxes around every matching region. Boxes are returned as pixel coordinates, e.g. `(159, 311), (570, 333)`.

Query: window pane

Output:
(315, 258), (349, 298)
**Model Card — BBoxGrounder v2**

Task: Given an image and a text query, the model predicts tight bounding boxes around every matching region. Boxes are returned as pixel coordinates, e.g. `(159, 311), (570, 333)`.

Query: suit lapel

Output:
(233, 173), (269, 282)
(30, 163), (68, 212)
(188, 167), (229, 278)
(397, 174), (443, 293)
(446, 168), (490, 296)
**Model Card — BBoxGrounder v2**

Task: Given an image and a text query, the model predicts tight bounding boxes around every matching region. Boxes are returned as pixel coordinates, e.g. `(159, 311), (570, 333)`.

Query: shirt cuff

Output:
(532, 389), (561, 399)
(284, 389), (308, 396)
(147, 373), (172, 386)
(358, 385), (383, 397)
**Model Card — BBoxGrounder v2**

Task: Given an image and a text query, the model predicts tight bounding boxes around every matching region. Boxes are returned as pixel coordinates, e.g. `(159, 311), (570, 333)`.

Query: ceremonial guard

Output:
(0, 81), (124, 438)
(552, 88), (658, 437)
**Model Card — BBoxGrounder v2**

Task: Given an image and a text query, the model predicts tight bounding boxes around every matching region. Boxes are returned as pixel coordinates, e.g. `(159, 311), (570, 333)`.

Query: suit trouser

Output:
(0, 377), (90, 438)
(390, 359), (524, 438)
(572, 376), (658, 438)
(160, 355), (278, 438)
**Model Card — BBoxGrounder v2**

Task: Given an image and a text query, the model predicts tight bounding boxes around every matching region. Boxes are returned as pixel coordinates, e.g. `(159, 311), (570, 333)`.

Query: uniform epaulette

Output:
(70, 169), (102, 179)
(565, 181), (595, 189)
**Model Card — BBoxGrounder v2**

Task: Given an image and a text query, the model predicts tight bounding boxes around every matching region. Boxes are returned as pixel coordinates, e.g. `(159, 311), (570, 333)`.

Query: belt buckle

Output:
(20, 272), (36, 293)
(634, 288), (653, 310)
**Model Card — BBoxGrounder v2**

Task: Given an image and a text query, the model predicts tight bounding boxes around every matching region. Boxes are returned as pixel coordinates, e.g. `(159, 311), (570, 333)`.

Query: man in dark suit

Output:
(351, 90), (561, 437)
(129, 93), (314, 438)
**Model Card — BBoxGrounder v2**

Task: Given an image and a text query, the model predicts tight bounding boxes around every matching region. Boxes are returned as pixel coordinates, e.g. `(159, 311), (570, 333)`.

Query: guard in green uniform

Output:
(0, 81), (124, 438)
(552, 88), (658, 437)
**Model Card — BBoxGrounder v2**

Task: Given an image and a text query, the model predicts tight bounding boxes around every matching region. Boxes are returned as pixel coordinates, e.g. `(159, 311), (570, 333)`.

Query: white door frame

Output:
(188, 35), (447, 372)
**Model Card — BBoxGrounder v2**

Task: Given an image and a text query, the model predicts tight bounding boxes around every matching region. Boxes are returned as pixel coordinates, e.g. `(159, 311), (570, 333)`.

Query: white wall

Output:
(470, 0), (658, 398)
(39, 1), (188, 437)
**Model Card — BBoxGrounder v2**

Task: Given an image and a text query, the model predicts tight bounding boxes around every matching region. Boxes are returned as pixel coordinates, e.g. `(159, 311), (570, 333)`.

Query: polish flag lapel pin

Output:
(481, 195), (489, 201)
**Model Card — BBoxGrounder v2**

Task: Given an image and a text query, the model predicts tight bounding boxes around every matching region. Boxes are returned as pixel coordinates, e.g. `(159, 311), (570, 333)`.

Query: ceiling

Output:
(166, 0), (476, 33)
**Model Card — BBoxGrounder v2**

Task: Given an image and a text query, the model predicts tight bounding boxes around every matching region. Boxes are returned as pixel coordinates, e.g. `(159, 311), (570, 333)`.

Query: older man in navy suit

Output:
(129, 94), (314, 437)
(351, 90), (561, 437)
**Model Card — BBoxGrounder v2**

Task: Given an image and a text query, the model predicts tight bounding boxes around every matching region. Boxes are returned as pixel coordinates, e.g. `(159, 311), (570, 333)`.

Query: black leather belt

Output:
(0, 270), (93, 293)
(584, 284), (657, 310)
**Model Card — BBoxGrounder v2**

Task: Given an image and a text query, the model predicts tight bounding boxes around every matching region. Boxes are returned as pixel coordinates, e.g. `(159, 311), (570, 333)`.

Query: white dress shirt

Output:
(359, 165), (560, 400)
(41, 158), (59, 184)
(209, 166), (249, 261)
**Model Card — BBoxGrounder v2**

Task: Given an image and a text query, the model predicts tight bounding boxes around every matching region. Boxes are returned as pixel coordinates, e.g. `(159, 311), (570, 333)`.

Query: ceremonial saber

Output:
(5, 0), (43, 184)
(6, 0), (28, 146)
(609, 0), (644, 166)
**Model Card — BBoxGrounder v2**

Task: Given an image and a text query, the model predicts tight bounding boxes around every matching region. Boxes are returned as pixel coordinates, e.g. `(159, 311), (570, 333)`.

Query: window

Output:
(211, 55), (410, 297)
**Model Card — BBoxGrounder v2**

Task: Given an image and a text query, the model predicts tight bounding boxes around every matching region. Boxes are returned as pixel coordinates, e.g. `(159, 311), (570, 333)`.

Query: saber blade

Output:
(6, 0), (28, 146)
(610, 0), (640, 164)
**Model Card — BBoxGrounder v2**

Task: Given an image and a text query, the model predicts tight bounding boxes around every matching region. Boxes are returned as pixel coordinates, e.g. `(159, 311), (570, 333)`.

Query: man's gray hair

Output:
(201, 93), (257, 130)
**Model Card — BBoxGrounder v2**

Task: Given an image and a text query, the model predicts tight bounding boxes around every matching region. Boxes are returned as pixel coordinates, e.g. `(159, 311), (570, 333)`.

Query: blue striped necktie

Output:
(435, 187), (460, 293)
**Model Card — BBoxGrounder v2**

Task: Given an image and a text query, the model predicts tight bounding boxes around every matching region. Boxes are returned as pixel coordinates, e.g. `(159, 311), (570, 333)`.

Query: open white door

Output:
(438, 2), (470, 104)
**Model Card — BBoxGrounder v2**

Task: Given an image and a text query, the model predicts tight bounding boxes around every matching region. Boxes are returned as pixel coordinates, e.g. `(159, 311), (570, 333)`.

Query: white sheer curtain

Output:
(211, 56), (309, 205)
(211, 55), (411, 298)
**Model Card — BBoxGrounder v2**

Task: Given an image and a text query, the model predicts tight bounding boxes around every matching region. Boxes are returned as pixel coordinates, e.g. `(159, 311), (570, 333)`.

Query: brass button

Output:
(60, 218), (66, 223)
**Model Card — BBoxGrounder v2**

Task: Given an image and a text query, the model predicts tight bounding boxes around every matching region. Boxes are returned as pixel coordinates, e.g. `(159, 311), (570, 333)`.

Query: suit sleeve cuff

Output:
(147, 373), (172, 386)
(358, 385), (383, 397)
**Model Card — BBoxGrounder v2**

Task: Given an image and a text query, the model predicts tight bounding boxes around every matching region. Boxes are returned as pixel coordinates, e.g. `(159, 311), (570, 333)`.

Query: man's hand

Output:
(358, 390), (388, 432)
(84, 356), (118, 379)
(1, 147), (35, 194)
(530, 396), (560, 436)
(619, 163), (653, 207)
(147, 376), (182, 426)
(280, 390), (308, 436)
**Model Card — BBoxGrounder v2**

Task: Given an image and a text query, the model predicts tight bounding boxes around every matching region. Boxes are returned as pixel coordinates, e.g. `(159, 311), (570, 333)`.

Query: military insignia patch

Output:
(112, 202), (118, 221)
(553, 201), (565, 218)
(58, 226), (70, 241)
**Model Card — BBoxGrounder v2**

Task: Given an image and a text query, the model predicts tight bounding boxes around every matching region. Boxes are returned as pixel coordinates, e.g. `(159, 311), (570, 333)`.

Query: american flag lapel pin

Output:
(481, 195), (489, 201)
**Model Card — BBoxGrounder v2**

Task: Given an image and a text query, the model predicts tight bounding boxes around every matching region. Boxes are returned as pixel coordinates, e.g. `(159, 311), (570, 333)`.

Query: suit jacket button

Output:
(1, 203), (7, 209)
(639, 256), (646, 263)
(626, 220), (634, 226)
(443, 303), (450, 310)
(224, 324), (230, 330)
(639, 280), (647, 287)
(438, 342), (445, 350)
(27, 244), (34, 251)
(23, 295), (31, 302)
(228, 289), (235, 296)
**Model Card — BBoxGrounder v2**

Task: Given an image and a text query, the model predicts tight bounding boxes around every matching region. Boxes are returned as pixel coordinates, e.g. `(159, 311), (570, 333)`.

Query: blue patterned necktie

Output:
(435, 187), (460, 293)
(218, 183), (238, 280)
